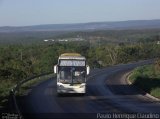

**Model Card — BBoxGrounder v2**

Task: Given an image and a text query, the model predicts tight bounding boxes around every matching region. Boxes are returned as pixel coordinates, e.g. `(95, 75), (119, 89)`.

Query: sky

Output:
(0, 0), (160, 26)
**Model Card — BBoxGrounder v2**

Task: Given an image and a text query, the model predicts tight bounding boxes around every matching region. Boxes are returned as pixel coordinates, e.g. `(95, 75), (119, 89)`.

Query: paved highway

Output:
(18, 60), (160, 119)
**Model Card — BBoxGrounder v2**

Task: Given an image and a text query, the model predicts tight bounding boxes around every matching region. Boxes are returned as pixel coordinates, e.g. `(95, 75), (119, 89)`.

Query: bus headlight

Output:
(79, 84), (85, 88)
(58, 83), (65, 89)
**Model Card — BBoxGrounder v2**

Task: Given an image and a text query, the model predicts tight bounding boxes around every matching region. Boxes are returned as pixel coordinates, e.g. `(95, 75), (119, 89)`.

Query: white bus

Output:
(54, 53), (90, 94)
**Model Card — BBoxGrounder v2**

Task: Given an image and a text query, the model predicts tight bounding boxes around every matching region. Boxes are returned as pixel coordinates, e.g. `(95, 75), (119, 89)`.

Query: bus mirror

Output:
(54, 65), (58, 74)
(86, 65), (90, 75)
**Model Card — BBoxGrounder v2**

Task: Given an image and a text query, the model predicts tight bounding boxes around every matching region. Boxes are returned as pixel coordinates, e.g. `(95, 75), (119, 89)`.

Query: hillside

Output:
(1, 19), (160, 32)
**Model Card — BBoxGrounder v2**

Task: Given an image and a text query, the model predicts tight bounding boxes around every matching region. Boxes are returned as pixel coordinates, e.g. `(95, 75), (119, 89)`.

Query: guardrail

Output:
(9, 72), (54, 119)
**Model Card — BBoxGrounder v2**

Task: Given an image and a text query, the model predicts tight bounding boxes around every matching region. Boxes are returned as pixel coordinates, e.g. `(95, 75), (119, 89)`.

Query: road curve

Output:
(18, 60), (160, 119)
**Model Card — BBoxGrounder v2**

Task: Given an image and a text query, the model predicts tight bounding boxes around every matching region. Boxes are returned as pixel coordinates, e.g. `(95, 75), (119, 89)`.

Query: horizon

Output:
(0, 0), (160, 27)
(1, 19), (160, 27)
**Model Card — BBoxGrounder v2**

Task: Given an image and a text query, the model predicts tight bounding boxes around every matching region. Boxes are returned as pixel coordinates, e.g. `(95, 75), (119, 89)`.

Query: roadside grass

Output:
(0, 73), (55, 108)
(129, 65), (160, 99)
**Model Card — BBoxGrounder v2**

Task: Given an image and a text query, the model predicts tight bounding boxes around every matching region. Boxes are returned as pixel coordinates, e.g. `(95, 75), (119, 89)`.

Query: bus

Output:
(54, 53), (90, 94)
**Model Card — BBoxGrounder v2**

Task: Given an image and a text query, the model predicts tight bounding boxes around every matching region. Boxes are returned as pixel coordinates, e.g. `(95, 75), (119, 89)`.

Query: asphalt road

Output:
(18, 60), (160, 119)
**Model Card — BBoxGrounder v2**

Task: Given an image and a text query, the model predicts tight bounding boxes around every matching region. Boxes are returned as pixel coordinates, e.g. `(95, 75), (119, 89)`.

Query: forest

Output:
(0, 42), (160, 82)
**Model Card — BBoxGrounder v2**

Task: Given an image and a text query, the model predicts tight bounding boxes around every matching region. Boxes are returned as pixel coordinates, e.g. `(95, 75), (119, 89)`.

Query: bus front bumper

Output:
(57, 83), (86, 94)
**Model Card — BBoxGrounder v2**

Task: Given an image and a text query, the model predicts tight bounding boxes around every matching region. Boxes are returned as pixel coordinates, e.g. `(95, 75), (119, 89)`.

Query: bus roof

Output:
(59, 53), (85, 60)
(60, 53), (82, 57)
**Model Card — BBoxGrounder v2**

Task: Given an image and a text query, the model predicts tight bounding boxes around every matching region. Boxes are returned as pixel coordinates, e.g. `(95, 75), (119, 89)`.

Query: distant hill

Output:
(1, 19), (160, 32)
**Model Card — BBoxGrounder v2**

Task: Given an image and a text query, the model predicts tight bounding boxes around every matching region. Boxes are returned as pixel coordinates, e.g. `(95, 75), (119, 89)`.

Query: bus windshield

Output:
(58, 66), (86, 84)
